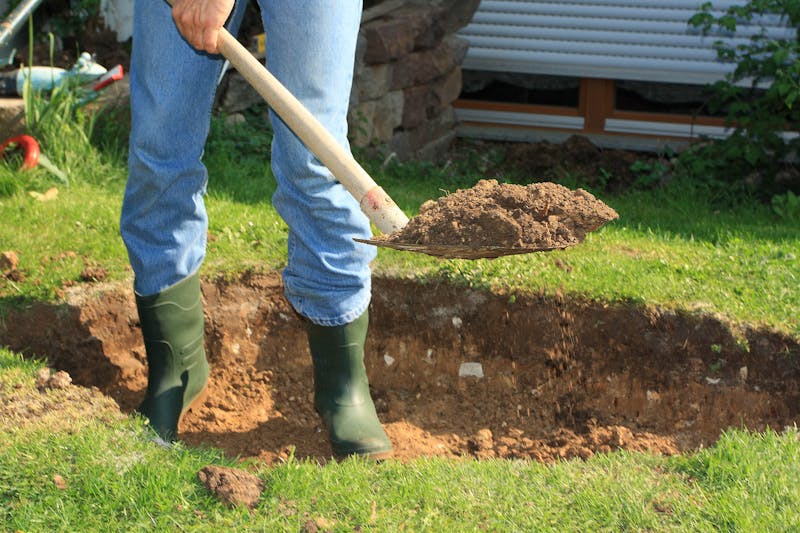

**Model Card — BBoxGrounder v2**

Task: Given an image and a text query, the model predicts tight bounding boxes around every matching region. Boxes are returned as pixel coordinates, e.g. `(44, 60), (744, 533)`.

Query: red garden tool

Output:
(0, 134), (39, 169)
(0, 134), (68, 184)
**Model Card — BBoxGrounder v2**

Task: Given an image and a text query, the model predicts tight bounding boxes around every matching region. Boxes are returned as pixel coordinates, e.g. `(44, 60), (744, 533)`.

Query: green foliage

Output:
(44, 0), (102, 39)
(685, 0), (800, 199)
(629, 155), (672, 190)
(772, 190), (800, 222)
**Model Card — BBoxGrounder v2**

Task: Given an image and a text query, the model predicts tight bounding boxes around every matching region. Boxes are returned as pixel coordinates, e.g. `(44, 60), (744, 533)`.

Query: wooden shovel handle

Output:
(216, 29), (409, 234)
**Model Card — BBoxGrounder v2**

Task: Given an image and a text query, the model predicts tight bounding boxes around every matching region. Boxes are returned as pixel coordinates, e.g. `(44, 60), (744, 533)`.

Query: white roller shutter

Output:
(458, 0), (795, 84)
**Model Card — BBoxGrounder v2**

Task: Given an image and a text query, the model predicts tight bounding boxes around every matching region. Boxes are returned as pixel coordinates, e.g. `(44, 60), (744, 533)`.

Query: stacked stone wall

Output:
(350, 0), (479, 161)
(216, 0), (479, 162)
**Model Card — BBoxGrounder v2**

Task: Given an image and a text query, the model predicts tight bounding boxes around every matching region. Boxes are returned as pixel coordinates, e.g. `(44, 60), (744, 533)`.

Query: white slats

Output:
(459, 0), (795, 84)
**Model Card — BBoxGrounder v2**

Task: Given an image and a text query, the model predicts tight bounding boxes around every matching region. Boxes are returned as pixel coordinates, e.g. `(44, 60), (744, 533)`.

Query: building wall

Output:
(458, 0), (794, 85)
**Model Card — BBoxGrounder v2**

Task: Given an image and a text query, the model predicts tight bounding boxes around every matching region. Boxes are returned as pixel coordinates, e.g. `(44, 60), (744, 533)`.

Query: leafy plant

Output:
(630, 158), (670, 189)
(771, 190), (800, 222)
(43, 0), (102, 39)
(685, 0), (800, 199)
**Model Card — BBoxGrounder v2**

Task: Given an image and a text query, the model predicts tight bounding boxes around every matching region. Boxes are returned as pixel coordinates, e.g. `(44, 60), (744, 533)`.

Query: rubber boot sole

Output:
(332, 447), (394, 462)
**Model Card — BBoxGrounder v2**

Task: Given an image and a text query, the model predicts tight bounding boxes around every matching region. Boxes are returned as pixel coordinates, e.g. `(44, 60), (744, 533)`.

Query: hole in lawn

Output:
(2, 272), (799, 464)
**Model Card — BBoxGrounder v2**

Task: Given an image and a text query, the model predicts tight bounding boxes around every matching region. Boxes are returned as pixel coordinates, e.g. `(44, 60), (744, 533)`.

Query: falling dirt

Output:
(2, 272), (799, 465)
(376, 179), (618, 250)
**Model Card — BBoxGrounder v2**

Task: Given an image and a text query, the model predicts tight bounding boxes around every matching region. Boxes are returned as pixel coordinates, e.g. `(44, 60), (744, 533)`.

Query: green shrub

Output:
(682, 0), (799, 200)
(772, 190), (800, 222)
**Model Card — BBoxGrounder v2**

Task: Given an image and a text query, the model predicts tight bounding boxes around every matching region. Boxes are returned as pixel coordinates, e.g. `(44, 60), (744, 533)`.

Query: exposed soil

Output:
(2, 272), (799, 465)
(378, 179), (618, 250)
(8, 29), (132, 74)
(502, 135), (660, 194)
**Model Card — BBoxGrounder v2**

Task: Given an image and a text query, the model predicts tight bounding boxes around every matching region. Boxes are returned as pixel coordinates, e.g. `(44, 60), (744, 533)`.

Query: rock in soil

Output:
(35, 368), (72, 390)
(197, 465), (264, 509)
(379, 179), (618, 249)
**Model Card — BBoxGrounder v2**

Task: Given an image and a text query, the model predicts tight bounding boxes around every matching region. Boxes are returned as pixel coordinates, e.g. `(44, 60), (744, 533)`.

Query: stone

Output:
(0, 251), (19, 273)
(402, 85), (434, 129)
(370, 90), (404, 143)
(444, 35), (470, 67)
(361, 4), (450, 62)
(197, 465), (264, 509)
(362, 16), (423, 64)
(398, 66), (463, 133)
(459, 362), (484, 378)
(219, 72), (263, 114)
(430, 67), (464, 112)
(413, 0), (482, 34)
(391, 39), (457, 90)
(393, 5), (447, 51)
(436, 0), (481, 33)
(390, 106), (457, 160)
(355, 63), (394, 102)
(414, 129), (457, 162)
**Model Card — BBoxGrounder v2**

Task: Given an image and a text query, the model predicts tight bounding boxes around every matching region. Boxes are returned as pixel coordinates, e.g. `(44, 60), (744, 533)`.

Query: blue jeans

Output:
(120, 0), (374, 326)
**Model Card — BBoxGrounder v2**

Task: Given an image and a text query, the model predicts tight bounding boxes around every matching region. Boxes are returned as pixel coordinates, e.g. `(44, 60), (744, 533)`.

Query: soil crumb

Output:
(380, 179), (618, 250)
(197, 465), (264, 509)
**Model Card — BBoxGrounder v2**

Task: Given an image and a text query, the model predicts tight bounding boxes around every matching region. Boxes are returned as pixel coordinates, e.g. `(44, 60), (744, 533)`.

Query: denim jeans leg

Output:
(259, 0), (374, 327)
(123, 0), (372, 324)
(120, 0), (245, 296)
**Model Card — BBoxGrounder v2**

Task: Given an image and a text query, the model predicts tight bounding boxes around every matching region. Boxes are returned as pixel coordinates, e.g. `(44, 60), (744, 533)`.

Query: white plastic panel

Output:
(459, 1), (795, 84)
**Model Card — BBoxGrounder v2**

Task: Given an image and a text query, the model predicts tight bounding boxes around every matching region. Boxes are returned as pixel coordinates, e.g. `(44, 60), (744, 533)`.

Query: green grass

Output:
(1, 106), (797, 334)
(2, 350), (799, 531)
(2, 96), (800, 530)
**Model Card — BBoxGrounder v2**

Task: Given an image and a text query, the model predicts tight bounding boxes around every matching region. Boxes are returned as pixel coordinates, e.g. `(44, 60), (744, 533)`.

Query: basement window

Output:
(460, 71), (580, 109)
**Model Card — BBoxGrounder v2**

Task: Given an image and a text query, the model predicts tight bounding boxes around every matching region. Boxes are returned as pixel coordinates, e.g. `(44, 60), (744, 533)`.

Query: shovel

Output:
(214, 27), (620, 259)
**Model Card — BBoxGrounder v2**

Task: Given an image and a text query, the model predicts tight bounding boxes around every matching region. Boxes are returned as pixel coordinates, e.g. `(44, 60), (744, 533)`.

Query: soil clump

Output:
(197, 465), (264, 509)
(378, 179), (618, 251)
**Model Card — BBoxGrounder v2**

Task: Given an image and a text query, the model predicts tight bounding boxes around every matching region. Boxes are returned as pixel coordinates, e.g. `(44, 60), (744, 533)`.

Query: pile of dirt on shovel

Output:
(378, 179), (619, 250)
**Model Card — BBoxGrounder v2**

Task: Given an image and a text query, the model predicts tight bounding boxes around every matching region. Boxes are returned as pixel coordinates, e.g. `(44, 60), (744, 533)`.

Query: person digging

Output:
(123, 0), (391, 459)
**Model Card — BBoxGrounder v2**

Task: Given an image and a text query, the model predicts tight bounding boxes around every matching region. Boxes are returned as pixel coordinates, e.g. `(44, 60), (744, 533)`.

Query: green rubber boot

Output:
(307, 310), (393, 459)
(135, 273), (209, 442)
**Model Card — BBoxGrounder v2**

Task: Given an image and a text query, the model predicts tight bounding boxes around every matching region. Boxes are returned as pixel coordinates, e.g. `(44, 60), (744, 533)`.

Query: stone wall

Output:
(350, 0), (480, 161)
(217, 0), (480, 162)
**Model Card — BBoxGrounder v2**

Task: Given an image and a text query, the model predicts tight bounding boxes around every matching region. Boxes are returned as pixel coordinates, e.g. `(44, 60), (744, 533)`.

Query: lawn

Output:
(1, 96), (799, 530)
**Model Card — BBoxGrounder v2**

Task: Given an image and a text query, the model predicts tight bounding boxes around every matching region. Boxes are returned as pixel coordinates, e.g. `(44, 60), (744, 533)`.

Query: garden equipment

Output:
(212, 28), (408, 237)
(74, 63), (125, 107)
(0, 133), (39, 169)
(211, 26), (619, 259)
(307, 310), (393, 459)
(135, 272), (210, 442)
(0, 52), (109, 96)
(0, 133), (68, 184)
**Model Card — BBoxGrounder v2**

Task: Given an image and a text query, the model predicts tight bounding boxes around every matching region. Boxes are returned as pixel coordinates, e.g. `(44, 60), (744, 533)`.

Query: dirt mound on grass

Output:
(502, 135), (651, 193)
(3, 273), (799, 465)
